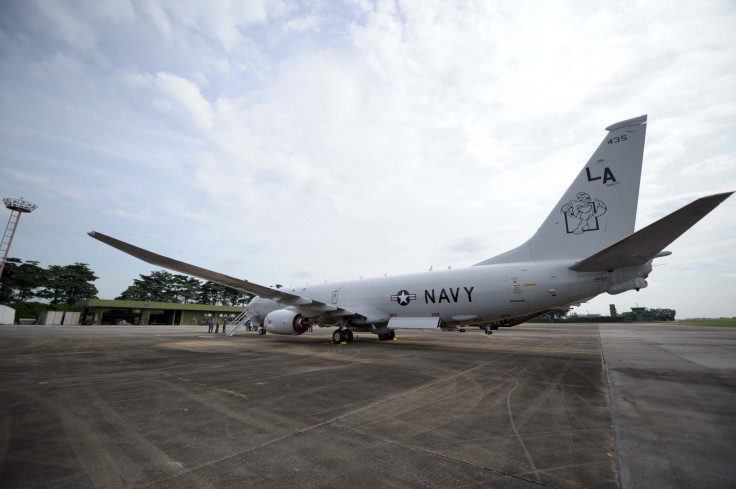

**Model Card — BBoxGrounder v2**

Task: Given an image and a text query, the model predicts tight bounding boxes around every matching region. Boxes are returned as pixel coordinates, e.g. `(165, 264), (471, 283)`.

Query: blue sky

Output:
(1, 0), (735, 318)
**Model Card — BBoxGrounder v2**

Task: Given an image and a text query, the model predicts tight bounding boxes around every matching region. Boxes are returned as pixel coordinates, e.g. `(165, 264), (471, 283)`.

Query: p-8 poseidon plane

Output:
(90, 115), (732, 343)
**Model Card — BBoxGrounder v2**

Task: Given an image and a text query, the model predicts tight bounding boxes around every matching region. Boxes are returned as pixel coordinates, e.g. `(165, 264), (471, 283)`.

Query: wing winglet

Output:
(570, 192), (733, 272)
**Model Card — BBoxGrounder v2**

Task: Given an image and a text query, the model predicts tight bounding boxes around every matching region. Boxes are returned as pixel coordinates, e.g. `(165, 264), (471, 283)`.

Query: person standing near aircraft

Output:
(207, 317), (213, 333)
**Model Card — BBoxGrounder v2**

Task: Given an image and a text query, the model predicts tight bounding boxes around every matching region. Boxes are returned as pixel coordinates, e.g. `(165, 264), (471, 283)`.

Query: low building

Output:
(75, 299), (244, 326)
(0, 304), (15, 325)
(630, 307), (652, 322)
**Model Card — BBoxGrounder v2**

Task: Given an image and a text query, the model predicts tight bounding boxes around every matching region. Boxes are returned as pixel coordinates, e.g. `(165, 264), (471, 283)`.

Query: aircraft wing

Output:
(88, 231), (353, 316)
(570, 192), (733, 273)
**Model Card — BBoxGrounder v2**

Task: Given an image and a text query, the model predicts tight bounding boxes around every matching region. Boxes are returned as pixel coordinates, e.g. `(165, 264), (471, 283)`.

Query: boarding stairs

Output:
(226, 308), (254, 336)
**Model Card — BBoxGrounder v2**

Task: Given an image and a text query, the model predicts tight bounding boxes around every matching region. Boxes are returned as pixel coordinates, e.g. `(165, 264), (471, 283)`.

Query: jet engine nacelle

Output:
(264, 309), (309, 335)
(608, 278), (648, 295)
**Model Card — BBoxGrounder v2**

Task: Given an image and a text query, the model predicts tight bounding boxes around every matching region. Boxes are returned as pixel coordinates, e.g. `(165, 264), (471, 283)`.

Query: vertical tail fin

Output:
(476, 115), (647, 265)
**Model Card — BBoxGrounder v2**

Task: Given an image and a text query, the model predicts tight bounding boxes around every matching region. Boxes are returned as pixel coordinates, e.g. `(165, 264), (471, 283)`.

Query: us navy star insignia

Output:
(391, 290), (416, 306)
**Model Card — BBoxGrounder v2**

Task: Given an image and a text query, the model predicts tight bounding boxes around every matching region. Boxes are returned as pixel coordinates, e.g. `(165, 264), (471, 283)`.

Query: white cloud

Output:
(154, 0), (267, 52)
(680, 153), (736, 177)
(118, 70), (215, 132)
(283, 15), (319, 33)
(24, 0), (136, 52)
(154, 72), (215, 131)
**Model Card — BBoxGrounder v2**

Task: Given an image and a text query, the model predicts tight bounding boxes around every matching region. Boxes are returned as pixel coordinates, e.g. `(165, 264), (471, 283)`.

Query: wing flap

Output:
(570, 192), (733, 272)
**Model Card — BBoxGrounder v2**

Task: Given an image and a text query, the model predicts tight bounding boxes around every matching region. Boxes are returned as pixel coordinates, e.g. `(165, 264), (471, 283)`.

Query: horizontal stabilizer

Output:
(570, 192), (733, 272)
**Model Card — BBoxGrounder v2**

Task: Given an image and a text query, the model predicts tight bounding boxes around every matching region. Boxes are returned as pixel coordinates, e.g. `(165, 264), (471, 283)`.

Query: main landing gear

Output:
(332, 328), (354, 344)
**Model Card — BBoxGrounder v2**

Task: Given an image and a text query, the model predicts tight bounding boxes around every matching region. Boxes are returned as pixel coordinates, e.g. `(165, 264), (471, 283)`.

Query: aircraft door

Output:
(507, 268), (525, 302)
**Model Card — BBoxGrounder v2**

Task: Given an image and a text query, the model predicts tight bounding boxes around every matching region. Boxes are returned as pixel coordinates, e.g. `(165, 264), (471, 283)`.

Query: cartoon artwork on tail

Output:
(560, 192), (608, 235)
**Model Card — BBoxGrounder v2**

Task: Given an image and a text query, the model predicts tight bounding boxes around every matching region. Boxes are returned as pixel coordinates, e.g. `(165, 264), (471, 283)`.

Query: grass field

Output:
(677, 319), (736, 327)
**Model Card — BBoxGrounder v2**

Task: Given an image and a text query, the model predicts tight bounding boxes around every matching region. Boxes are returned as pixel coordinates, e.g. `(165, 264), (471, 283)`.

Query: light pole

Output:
(0, 197), (38, 280)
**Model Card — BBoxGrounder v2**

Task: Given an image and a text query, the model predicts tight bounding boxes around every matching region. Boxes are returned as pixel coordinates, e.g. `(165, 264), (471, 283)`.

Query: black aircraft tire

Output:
(333, 329), (344, 343)
(344, 329), (354, 343)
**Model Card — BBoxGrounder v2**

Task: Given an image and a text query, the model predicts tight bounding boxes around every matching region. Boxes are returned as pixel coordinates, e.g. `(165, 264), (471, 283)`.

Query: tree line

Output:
(0, 258), (98, 305)
(0, 258), (250, 307)
(116, 270), (251, 306)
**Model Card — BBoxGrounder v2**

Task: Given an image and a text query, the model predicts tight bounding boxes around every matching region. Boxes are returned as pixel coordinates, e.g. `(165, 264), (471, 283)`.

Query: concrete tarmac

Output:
(0, 323), (734, 488)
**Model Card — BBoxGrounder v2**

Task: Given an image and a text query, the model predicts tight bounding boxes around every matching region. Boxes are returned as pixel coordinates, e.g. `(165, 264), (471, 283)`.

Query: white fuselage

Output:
(249, 259), (650, 329)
